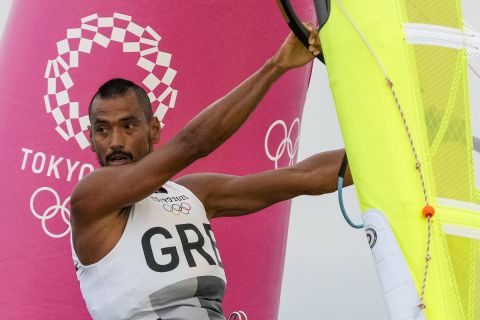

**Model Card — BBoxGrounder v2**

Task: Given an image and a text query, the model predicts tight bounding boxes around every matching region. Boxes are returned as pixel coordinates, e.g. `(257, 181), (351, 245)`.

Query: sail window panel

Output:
(445, 232), (480, 320)
(404, 0), (462, 29)
(463, 0), (480, 196)
(410, 43), (474, 202)
(467, 24), (480, 191)
(470, 58), (480, 192)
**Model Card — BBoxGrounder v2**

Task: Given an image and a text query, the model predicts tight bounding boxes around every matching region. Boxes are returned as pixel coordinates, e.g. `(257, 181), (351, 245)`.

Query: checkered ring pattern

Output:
(44, 12), (178, 149)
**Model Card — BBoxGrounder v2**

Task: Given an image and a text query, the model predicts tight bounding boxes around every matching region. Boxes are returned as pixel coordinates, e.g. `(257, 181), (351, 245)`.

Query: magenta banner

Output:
(0, 1), (314, 318)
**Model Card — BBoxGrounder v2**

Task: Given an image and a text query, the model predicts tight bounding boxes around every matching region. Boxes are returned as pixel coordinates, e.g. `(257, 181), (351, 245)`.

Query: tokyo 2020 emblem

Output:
(43, 12), (178, 150)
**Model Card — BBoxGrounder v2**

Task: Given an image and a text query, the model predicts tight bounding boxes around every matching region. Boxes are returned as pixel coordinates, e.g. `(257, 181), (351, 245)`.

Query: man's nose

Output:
(109, 127), (124, 149)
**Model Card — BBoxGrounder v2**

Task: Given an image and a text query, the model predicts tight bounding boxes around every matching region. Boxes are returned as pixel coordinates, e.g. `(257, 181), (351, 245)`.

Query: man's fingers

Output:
(309, 46), (321, 56)
(300, 22), (321, 56)
(305, 23), (321, 54)
(303, 22), (314, 32)
(308, 34), (320, 52)
(302, 22), (318, 42)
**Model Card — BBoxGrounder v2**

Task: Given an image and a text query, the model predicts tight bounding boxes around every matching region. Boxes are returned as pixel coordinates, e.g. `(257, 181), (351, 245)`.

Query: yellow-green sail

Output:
(320, 0), (480, 319)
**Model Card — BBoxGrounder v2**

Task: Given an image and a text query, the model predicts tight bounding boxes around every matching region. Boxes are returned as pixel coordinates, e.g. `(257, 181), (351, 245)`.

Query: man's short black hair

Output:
(88, 78), (153, 121)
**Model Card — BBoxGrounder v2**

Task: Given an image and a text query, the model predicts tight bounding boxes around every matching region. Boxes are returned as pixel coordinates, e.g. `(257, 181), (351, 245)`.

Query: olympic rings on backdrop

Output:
(264, 118), (300, 169)
(228, 311), (248, 320)
(162, 202), (191, 215)
(30, 186), (71, 238)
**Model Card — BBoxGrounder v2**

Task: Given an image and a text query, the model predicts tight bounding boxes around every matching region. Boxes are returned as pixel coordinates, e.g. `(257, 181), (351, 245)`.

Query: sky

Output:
(1, 1), (478, 319)
(0, 1), (12, 40)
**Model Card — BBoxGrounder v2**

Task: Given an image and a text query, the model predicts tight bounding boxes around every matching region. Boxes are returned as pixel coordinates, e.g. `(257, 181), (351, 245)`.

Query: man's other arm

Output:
(176, 149), (352, 219)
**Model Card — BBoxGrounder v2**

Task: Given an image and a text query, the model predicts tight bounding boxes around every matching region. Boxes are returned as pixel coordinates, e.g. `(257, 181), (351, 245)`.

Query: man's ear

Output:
(88, 125), (96, 152)
(149, 116), (161, 144)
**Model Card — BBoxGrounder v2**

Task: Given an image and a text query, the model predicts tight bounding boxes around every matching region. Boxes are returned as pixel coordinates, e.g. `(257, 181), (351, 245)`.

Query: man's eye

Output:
(125, 123), (136, 129)
(96, 127), (107, 133)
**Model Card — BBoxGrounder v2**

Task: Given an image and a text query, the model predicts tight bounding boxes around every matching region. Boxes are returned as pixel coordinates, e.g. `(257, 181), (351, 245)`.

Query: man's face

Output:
(89, 90), (160, 166)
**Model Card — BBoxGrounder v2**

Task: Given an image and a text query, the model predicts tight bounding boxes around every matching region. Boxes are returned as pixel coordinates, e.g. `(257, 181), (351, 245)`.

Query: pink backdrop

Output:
(0, 1), (314, 318)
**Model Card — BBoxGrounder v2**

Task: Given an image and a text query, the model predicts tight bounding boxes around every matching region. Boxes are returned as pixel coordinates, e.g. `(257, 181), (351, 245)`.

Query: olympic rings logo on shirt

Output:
(162, 202), (191, 215)
(30, 186), (71, 239)
(264, 118), (300, 169)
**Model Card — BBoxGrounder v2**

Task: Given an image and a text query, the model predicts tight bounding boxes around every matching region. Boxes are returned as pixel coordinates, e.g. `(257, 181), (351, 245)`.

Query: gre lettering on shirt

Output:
(141, 223), (223, 272)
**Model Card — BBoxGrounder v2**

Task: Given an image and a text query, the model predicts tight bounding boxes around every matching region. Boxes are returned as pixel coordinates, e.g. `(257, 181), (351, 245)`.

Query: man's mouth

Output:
(106, 153), (133, 165)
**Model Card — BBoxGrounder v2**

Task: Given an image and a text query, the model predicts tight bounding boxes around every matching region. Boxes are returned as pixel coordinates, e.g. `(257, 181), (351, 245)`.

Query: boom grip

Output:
(277, 0), (331, 63)
(277, 0), (311, 48)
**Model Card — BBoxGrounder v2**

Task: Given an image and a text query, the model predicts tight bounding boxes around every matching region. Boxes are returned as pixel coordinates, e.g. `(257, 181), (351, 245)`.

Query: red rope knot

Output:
(422, 205), (435, 219)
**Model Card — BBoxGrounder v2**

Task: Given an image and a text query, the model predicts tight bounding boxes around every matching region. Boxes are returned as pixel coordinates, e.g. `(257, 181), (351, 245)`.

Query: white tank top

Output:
(72, 181), (227, 320)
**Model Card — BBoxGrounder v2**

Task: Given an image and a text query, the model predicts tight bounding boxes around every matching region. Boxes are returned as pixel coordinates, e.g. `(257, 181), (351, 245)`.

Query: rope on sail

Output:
(334, 0), (433, 310)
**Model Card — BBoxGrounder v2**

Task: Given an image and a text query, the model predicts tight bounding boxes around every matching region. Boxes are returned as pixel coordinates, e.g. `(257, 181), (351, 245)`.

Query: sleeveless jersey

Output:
(72, 181), (227, 320)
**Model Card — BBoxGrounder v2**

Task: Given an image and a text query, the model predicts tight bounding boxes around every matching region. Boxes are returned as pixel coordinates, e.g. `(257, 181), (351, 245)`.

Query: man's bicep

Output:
(175, 173), (240, 218)
(175, 173), (256, 218)
(178, 169), (307, 219)
(211, 169), (307, 218)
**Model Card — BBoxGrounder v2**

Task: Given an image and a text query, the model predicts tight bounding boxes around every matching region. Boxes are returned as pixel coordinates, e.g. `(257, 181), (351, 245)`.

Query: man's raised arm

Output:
(71, 25), (322, 219)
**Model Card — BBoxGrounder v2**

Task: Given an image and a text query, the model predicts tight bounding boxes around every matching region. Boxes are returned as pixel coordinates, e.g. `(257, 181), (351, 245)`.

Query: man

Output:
(71, 24), (351, 320)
